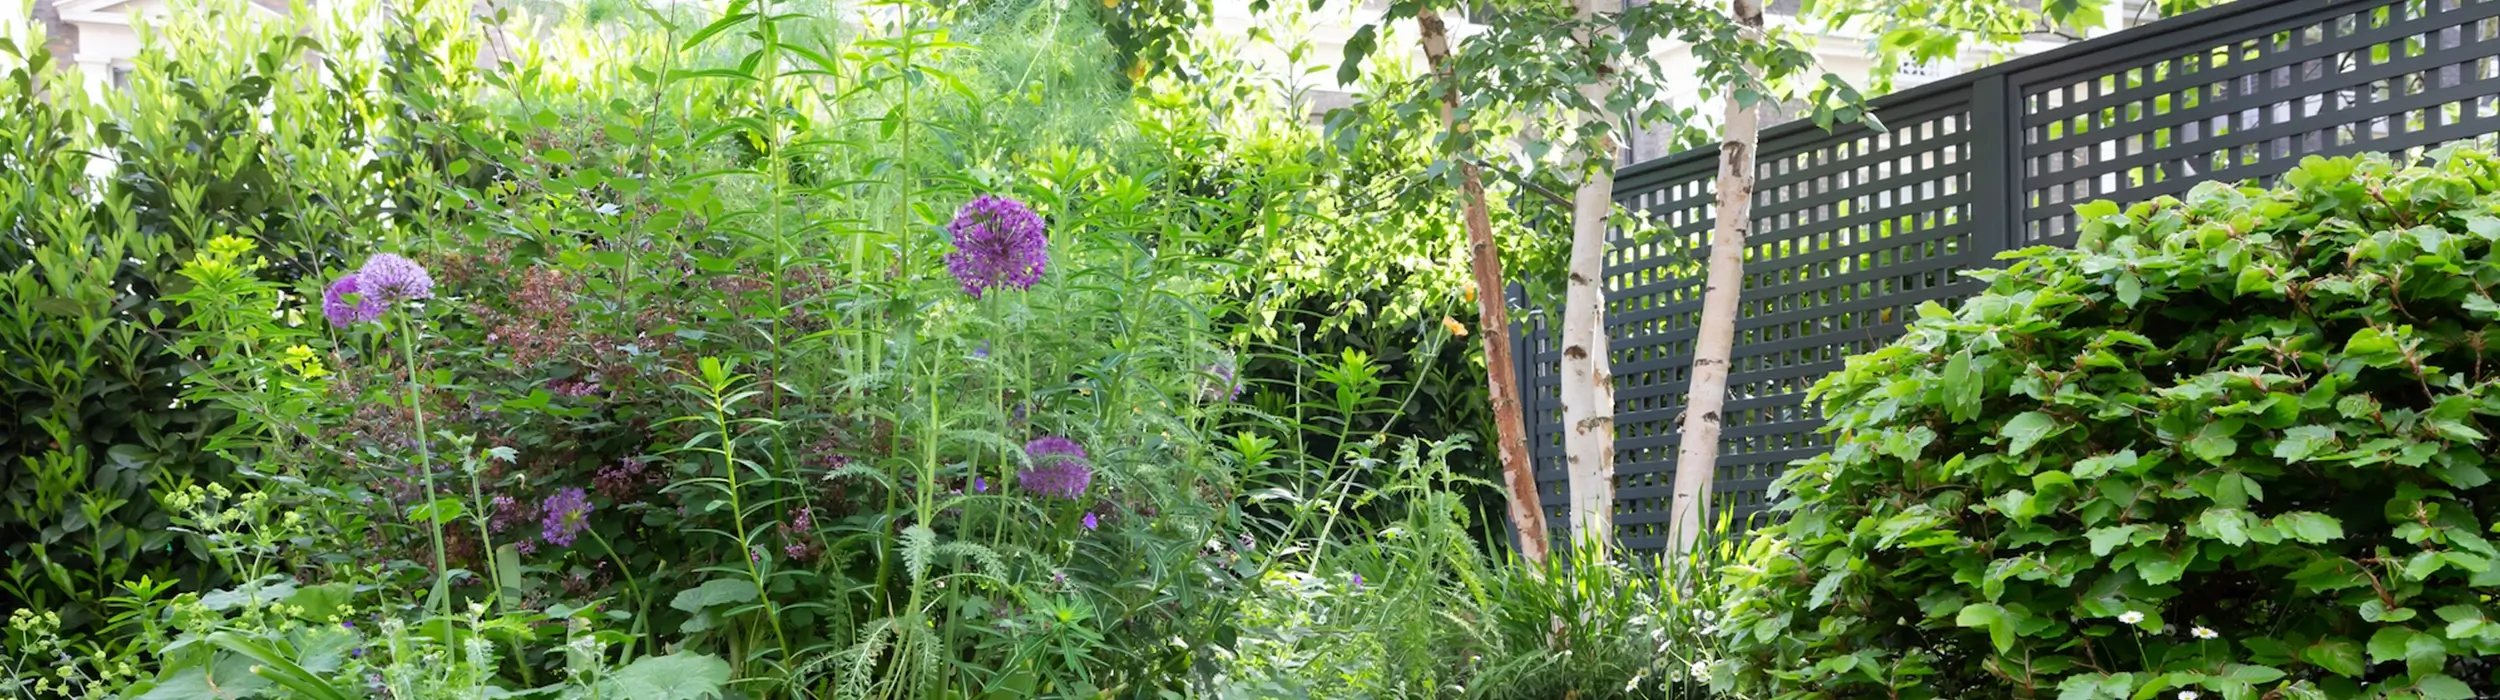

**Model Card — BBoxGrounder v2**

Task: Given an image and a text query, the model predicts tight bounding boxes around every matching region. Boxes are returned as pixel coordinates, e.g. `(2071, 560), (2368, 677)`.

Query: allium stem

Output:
(585, 526), (652, 660)
(466, 464), (498, 613)
(400, 311), (448, 619)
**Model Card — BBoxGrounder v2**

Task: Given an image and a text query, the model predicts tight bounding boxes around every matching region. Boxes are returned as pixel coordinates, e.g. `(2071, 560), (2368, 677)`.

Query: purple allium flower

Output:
(1082, 512), (1098, 530)
(942, 195), (1048, 299)
(322, 273), (385, 327)
(358, 253), (435, 303)
(539, 488), (592, 547)
(1018, 436), (1092, 500)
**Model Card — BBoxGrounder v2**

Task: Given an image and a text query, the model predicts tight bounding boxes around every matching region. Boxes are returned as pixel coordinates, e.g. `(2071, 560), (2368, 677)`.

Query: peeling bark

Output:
(1669, 0), (1765, 556)
(1420, 7), (1549, 565)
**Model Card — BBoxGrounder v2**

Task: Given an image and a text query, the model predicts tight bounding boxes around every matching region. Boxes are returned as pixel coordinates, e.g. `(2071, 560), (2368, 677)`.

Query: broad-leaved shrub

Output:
(1720, 151), (2500, 700)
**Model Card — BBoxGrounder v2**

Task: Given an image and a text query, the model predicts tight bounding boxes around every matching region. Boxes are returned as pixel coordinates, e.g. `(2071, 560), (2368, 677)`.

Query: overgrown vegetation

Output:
(0, 0), (1707, 697)
(7, 0), (2481, 696)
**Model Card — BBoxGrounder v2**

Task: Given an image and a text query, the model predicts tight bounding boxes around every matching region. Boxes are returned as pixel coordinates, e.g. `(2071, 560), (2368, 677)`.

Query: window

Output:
(1896, 58), (1956, 88)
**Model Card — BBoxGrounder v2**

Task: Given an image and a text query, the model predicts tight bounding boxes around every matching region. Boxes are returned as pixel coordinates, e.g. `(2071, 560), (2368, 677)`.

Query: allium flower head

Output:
(540, 488), (593, 547)
(322, 273), (385, 327)
(358, 253), (435, 303)
(1018, 436), (1092, 500)
(943, 195), (1047, 299)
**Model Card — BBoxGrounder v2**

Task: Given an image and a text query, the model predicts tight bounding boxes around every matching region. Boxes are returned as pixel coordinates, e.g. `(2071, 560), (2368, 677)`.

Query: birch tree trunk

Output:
(1669, 0), (1765, 556)
(1559, 0), (1619, 558)
(1419, 7), (1550, 564)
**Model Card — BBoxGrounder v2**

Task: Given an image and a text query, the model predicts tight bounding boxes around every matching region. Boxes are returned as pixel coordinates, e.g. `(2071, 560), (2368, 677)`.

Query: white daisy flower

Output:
(2191, 626), (2218, 640)
(1689, 660), (1711, 678)
(2178, 692), (2200, 700)
(2118, 610), (2145, 625)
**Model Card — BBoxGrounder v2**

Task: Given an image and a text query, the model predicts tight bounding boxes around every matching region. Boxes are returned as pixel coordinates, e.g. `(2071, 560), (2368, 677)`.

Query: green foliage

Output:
(0, 0), (440, 648)
(0, 0), (1737, 695)
(1720, 151), (2500, 699)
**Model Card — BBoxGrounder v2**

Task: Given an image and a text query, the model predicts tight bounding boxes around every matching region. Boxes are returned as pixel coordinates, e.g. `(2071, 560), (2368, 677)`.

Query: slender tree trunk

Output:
(1419, 7), (1549, 564)
(1669, 0), (1764, 555)
(1560, 0), (1619, 558)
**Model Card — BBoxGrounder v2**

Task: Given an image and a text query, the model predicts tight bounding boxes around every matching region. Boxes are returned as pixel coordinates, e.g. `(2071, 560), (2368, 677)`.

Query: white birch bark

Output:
(1560, 0), (1620, 557)
(1669, 0), (1765, 556)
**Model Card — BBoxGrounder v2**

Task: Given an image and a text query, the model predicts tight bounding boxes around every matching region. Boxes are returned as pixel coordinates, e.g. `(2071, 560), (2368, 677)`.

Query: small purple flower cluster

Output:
(943, 195), (1048, 299)
(322, 253), (436, 327)
(593, 457), (658, 502)
(1199, 359), (1244, 403)
(1018, 436), (1092, 500)
(549, 380), (601, 398)
(540, 488), (593, 547)
(779, 506), (821, 561)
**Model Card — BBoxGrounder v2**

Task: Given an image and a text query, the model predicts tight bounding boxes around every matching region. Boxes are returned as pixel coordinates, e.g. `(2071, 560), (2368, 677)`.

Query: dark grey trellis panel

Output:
(1517, 0), (2500, 555)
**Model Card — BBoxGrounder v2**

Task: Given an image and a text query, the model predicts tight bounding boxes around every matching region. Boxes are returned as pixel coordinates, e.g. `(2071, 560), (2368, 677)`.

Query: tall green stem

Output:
(586, 527), (653, 660)
(464, 465), (497, 609)
(710, 375), (793, 661)
(400, 311), (448, 619)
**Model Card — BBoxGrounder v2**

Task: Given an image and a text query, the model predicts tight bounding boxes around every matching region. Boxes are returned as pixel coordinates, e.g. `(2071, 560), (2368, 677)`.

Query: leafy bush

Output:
(0, 0), (428, 639)
(1719, 151), (2500, 699)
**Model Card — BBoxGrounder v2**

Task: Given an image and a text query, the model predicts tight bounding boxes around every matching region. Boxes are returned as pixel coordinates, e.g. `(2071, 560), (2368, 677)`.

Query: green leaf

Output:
(2300, 638), (2365, 678)
(2369, 627), (2419, 664)
(208, 631), (352, 700)
(1337, 24), (1378, 86)
(2417, 674), (2475, 700)
(2273, 425), (2335, 462)
(668, 579), (758, 613)
(2196, 508), (2252, 546)
(407, 498), (465, 525)
(1944, 352), (1981, 420)
(2272, 511), (2344, 544)
(1807, 568), (1849, 610)
(2186, 421), (2239, 464)
(2086, 525), (2141, 556)
(1955, 603), (2018, 653)
(600, 652), (731, 700)
(282, 582), (355, 622)
(2002, 412), (2058, 456)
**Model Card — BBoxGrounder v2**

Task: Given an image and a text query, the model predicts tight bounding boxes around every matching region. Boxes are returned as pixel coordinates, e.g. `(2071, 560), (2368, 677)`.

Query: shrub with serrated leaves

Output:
(1716, 150), (2500, 700)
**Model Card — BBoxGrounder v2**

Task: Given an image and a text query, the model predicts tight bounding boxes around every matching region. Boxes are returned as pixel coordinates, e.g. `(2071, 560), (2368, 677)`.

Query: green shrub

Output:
(1718, 151), (2500, 699)
(0, 0), (427, 631)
